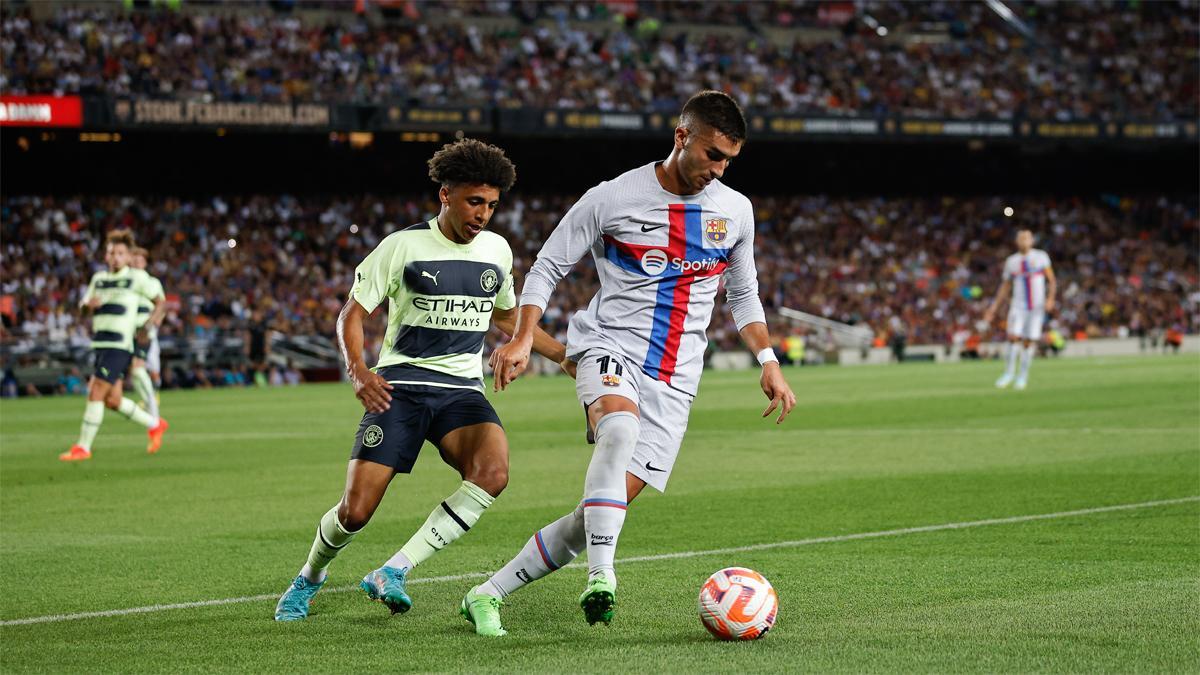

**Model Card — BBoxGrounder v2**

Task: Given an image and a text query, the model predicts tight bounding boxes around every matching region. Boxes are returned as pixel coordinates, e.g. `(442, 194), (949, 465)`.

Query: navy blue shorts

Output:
(92, 348), (132, 384)
(350, 384), (502, 473)
(133, 338), (150, 360)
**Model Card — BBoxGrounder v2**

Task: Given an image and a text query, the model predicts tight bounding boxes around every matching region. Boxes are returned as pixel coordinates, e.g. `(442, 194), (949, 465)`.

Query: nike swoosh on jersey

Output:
(640, 223), (666, 232)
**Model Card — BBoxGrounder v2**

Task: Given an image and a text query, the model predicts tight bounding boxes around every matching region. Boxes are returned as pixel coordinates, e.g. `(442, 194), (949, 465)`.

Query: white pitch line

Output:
(2, 496), (1196, 628)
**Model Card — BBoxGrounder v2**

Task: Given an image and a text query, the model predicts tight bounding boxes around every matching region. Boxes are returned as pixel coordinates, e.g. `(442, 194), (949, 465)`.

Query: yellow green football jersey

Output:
(81, 266), (159, 352)
(135, 274), (165, 339)
(349, 218), (516, 389)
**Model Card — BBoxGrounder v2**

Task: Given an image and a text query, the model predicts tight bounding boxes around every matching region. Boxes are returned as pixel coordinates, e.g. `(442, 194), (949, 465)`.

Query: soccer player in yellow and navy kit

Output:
(275, 139), (569, 627)
(60, 229), (169, 461)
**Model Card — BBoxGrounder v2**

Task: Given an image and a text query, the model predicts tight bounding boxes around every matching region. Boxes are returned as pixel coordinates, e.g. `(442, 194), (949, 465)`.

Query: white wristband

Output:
(756, 348), (778, 366)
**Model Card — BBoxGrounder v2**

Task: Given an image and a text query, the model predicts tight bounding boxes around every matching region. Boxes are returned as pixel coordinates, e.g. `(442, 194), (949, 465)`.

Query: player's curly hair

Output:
(105, 228), (135, 248)
(681, 90), (747, 143)
(427, 138), (517, 192)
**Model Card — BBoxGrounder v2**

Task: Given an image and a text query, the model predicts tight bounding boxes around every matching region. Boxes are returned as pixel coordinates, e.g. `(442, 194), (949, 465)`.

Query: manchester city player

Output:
(60, 229), (168, 461)
(274, 139), (568, 623)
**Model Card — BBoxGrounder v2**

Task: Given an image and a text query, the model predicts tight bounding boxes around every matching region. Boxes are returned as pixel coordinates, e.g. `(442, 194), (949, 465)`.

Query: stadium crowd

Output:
(1, 1), (1196, 120)
(2, 192), (1195, 388)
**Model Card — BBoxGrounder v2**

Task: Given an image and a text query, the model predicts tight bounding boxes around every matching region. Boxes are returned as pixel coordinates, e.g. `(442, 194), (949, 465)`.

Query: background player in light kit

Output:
(60, 230), (169, 461)
(473, 91), (797, 633)
(129, 247), (165, 425)
(274, 140), (569, 625)
(984, 229), (1057, 389)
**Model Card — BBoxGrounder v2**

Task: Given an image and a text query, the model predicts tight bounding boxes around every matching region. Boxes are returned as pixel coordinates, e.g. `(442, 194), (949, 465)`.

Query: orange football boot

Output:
(59, 445), (92, 462)
(147, 418), (169, 454)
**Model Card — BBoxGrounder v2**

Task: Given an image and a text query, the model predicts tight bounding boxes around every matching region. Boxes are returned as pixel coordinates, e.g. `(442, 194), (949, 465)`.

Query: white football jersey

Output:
(1003, 249), (1053, 311)
(520, 162), (765, 396)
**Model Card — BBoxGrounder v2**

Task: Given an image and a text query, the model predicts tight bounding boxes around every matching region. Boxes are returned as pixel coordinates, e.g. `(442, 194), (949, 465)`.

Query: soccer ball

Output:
(698, 567), (778, 640)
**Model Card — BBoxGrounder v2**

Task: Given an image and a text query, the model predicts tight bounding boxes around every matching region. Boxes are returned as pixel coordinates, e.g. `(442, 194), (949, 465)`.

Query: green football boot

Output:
(579, 576), (617, 626)
(460, 589), (507, 637)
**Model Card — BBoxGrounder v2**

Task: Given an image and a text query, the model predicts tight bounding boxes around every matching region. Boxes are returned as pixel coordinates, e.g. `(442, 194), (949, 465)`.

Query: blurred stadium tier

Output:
(2, 191), (1195, 392)
(1, 1), (1196, 119)
(0, 0), (1196, 395)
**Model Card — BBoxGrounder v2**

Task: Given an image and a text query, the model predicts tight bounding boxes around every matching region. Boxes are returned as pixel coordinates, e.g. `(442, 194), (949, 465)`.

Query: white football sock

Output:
(1019, 344), (1035, 380)
(76, 400), (104, 451)
(129, 366), (159, 420)
(1003, 342), (1019, 376)
(387, 480), (495, 571)
(582, 412), (639, 585)
(117, 397), (157, 428)
(478, 503), (585, 599)
(300, 505), (359, 583)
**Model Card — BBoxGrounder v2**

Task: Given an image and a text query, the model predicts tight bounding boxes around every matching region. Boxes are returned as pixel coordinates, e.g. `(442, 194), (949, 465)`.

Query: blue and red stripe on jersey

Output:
(1017, 257), (1044, 310)
(601, 203), (729, 384)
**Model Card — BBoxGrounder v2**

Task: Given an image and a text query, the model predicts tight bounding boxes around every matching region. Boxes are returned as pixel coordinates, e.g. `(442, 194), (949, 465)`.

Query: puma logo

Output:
(421, 270), (441, 286)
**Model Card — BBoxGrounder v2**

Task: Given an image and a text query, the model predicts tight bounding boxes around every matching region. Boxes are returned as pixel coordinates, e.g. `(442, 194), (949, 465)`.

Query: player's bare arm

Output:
(983, 278), (1011, 324)
(337, 298), (392, 413)
(491, 306), (574, 381)
(1044, 266), (1057, 313)
(149, 295), (167, 327)
(489, 304), (543, 391)
(738, 321), (796, 424)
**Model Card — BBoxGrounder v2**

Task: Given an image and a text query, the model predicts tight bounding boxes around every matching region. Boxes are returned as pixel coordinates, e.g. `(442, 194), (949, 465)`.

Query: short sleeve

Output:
(136, 273), (162, 301)
(1002, 257), (1015, 281)
(495, 267), (517, 311)
(350, 233), (402, 313)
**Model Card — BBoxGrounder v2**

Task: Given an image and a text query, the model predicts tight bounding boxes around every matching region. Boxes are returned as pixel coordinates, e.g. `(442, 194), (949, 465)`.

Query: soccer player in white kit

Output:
(462, 91), (797, 635)
(983, 229), (1057, 390)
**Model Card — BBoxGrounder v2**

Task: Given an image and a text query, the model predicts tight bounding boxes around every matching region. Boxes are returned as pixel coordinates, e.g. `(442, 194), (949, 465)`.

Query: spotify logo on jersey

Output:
(640, 249), (669, 275)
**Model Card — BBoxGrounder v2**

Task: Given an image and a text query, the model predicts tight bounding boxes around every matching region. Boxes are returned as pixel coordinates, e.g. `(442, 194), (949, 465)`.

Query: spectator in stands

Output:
(1, 366), (17, 398)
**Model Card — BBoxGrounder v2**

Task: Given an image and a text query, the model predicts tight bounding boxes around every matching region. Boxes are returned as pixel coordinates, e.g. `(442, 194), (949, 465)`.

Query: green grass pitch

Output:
(1, 356), (1197, 672)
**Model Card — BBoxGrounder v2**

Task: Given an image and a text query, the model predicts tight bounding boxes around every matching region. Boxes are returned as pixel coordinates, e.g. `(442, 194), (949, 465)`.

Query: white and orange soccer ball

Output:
(698, 567), (778, 640)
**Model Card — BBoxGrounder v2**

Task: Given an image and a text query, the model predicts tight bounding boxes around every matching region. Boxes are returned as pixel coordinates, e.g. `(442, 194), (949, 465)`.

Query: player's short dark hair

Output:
(106, 229), (135, 249)
(427, 138), (517, 192)
(680, 90), (747, 143)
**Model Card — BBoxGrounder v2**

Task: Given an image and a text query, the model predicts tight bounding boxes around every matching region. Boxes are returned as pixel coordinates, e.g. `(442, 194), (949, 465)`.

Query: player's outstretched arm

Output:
(492, 306), (571, 376)
(489, 305), (543, 391)
(336, 298), (392, 413)
(738, 322), (796, 424)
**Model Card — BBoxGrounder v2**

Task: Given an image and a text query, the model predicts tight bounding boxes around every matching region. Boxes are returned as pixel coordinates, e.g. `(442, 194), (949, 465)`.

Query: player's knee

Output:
(104, 392), (121, 409)
(596, 412), (639, 445)
(337, 501), (373, 532)
(467, 465), (508, 497)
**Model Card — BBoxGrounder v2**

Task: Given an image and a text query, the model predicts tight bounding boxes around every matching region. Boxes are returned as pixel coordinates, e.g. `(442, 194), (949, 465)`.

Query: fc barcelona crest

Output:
(704, 218), (728, 245)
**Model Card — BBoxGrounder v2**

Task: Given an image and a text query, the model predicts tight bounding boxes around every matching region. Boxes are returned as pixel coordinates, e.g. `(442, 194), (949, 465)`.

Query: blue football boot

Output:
(274, 575), (325, 621)
(360, 566), (413, 615)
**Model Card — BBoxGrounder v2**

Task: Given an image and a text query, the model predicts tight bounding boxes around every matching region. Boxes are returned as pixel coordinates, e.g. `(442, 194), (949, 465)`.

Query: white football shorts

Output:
(1007, 307), (1046, 341)
(146, 335), (161, 374)
(574, 348), (694, 493)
